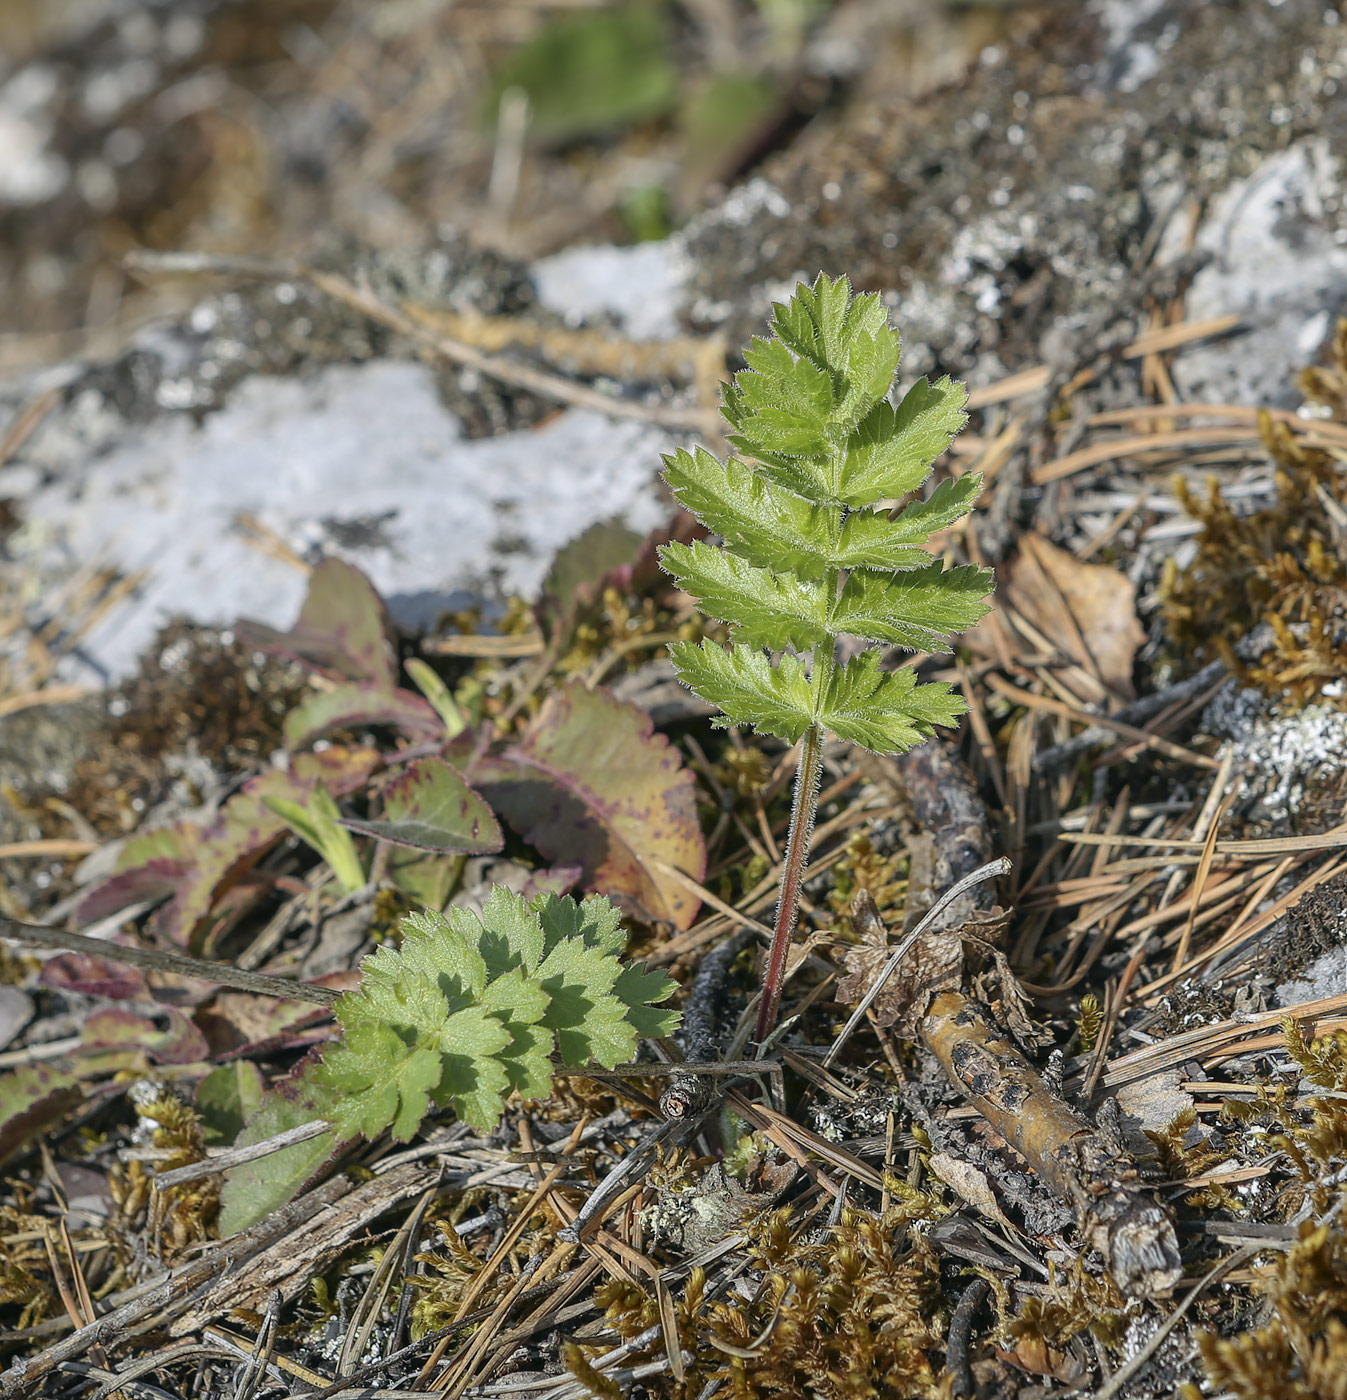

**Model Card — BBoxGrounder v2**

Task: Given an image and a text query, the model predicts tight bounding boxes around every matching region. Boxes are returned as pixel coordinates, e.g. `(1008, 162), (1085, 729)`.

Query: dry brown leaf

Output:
(974, 943), (1050, 1049)
(928, 1152), (1017, 1231)
(967, 531), (1144, 697)
(836, 888), (962, 1038)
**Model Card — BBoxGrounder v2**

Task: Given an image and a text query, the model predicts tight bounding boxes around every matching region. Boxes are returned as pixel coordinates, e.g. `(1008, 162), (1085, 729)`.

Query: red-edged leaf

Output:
(75, 746), (381, 945)
(539, 518), (644, 627)
(80, 1007), (209, 1065)
(74, 827), (192, 924)
(236, 557), (397, 686)
(283, 682), (441, 749)
(194, 971), (354, 1057)
(473, 683), (704, 928)
(41, 954), (149, 1001)
(218, 1055), (348, 1236)
(0, 1063), (83, 1165)
(339, 757), (502, 855)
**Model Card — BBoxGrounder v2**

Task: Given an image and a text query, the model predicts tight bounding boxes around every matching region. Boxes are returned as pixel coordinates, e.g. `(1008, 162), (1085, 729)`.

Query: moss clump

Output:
(1199, 1213), (1347, 1400)
(1160, 319), (1347, 705)
(586, 1196), (950, 1399)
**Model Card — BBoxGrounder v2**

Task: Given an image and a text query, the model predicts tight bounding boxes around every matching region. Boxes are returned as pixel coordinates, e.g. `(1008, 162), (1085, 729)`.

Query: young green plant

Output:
(658, 274), (992, 1044)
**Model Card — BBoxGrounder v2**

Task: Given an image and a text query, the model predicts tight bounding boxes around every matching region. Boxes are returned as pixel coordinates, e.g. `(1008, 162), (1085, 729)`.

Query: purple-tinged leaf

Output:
(236, 557), (397, 686)
(340, 758), (502, 856)
(521, 865), (582, 900)
(75, 827), (192, 924)
(194, 972), (354, 1057)
(75, 747), (381, 945)
(41, 954), (149, 1002)
(539, 518), (644, 627)
(283, 682), (441, 750)
(474, 683), (704, 929)
(80, 1007), (209, 1065)
(0, 1063), (83, 1165)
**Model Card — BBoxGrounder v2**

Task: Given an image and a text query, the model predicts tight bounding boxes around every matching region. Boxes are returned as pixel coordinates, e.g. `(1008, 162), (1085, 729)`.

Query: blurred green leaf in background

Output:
(488, 3), (679, 145)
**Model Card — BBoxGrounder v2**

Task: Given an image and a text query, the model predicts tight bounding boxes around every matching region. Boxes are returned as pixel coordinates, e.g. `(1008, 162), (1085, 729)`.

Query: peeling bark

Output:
(889, 742), (1182, 1297)
(921, 989), (1182, 1297)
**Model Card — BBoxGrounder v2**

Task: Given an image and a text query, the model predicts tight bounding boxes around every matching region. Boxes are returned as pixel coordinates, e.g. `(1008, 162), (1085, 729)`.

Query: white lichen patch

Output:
(1203, 685), (1347, 826)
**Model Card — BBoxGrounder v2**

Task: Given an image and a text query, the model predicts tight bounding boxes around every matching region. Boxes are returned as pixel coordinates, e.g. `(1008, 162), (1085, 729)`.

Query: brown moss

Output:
(1160, 320), (1347, 705)
(63, 621), (310, 836)
(108, 1086), (218, 1263)
(588, 1197), (950, 1399)
(828, 834), (908, 939)
(1200, 1211), (1347, 1400)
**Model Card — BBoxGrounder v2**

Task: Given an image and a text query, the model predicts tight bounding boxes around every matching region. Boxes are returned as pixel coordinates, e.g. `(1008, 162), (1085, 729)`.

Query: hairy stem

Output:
(755, 719), (824, 1045)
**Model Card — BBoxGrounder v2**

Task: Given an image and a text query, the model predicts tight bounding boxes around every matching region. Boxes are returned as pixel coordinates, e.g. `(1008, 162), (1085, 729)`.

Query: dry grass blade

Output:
(1171, 789), (1232, 974)
(1102, 989), (1347, 1089)
(1061, 825), (1347, 857)
(986, 674), (1220, 769)
(0, 683), (95, 721)
(122, 250), (720, 434)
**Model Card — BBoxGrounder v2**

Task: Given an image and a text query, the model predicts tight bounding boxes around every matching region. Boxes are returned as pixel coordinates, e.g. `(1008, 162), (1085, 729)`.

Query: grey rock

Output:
(684, 0), (1347, 407)
(10, 358), (673, 684)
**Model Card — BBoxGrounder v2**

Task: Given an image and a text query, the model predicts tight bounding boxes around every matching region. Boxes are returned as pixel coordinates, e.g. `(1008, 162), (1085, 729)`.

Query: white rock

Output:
(17, 359), (674, 682)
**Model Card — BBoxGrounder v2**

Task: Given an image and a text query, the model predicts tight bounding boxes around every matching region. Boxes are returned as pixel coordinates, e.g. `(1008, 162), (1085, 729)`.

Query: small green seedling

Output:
(217, 887), (682, 1232)
(659, 274), (992, 1043)
(264, 782), (366, 895)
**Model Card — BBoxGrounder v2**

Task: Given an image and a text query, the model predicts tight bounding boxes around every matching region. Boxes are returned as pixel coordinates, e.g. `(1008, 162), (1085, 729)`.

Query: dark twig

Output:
(1033, 659), (1227, 773)
(0, 917), (339, 1006)
(947, 1277), (989, 1399)
(660, 928), (754, 1119)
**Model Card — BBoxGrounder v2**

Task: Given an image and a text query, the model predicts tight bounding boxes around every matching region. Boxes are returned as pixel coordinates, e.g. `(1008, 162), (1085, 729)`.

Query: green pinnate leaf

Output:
(887, 471), (984, 544)
(832, 507), (949, 573)
(379, 911), (486, 1004)
(537, 891), (627, 958)
(664, 447), (839, 578)
(839, 326), (901, 425)
(269, 888), (680, 1169)
(537, 935), (624, 1013)
(563, 995), (639, 1069)
(659, 540), (830, 651)
(667, 641), (813, 744)
(479, 965), (549, 1028)
(832, 562), (993, 650)
(434, 1004), (514, 1131)
(341, 940), (453, 1036)
(471, 888), (546, 977)
(499, 1022), (554, 1099)
(734, 347), (834, 457)
(819, 652), (968, 753)
(656, 274), (991, 761)
(613, 962), (680, 1040)
(837, 377), (968, 507)
(318, 1023), (442, 1143)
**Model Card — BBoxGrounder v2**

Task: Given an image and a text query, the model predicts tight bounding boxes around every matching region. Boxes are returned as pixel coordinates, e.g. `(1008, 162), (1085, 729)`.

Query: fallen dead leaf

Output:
(929, 1151), (1017, 1232)
(836, 888), (962, 1038)
(968, 531), (1145, 698)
